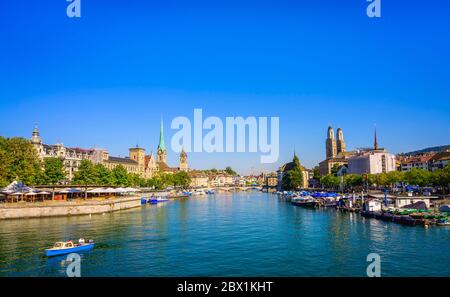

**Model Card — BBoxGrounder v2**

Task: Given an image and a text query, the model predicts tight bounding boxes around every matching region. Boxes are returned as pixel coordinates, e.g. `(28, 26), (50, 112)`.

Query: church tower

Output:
(179, 147), (188, 171)
(31, 125), (44, 159)
(336, 128), (346, 156)
(157, 119), (167, 163)
(129, 145), (145, 167)
(374, 127), (379, 150)
(326, 126), (337, 159)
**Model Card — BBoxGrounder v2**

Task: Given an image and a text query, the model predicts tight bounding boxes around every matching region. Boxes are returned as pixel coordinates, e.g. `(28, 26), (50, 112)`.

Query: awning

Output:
(87, 188), (106, 194)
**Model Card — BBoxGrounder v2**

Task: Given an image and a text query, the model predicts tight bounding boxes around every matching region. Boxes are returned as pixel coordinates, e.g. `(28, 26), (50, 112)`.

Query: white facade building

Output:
(348, 149), (396, 175)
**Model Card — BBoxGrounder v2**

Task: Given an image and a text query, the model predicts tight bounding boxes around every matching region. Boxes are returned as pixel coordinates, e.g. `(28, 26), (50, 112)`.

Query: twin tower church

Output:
(31, 121), (188, 181)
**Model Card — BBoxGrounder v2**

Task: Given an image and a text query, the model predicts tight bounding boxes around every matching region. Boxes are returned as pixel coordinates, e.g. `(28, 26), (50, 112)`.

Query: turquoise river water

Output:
(0, 192), (449, 277)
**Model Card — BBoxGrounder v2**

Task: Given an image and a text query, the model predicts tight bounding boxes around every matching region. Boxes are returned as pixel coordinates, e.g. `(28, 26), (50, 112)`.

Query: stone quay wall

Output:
(0, 196), (142, 220)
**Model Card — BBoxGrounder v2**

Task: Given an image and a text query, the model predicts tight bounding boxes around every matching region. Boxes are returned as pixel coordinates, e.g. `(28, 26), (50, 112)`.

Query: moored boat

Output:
(436, 219), (450, 226)
(45, 240), (95, 257)
(291, 197), (317, 208)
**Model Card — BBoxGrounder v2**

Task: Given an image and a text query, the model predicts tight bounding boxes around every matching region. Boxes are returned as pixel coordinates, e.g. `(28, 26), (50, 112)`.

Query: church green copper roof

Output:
(158, 119), (166, 151)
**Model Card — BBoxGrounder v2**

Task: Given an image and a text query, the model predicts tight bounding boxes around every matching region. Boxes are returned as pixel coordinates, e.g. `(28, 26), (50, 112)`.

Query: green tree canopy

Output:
(281, 155), (304, 190)
(225, 166), (237, 176)
(42, 157), (66, 185)
(312, 166), (321, 180)
(111, 165), (131, 187)
(344, 174), (363, 188)
(0, 137), (42, 186)
(72, 160), (98, 185)
(173, 171), (192, 188)
(330, 164), (340, 175)
(282, 169), (303, 190)
(405, 168), (432, 187)
(321, 174), (340, 189)
(385, 171), (404, 186)
(431, 164), (450, 188)
(94, 163), (112, 186)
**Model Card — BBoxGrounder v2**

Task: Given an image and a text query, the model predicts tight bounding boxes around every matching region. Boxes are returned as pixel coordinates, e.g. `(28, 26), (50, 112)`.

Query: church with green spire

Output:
(153, 118), (189, 174)
(157, 119), (167, 164)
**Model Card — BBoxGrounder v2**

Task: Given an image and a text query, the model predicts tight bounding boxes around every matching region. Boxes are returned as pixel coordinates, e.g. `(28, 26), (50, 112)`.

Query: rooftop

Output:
(106, 156), (138, 165)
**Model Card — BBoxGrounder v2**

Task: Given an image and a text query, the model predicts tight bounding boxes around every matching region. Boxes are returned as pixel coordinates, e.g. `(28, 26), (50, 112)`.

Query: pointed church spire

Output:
(158, 118), (166, 152)
(374, 126), (378, 150)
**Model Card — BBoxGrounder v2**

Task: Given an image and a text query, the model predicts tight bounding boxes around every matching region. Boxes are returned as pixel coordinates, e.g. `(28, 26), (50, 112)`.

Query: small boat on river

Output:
(45, 240), (95, 257)
(148, 196), (169, 204)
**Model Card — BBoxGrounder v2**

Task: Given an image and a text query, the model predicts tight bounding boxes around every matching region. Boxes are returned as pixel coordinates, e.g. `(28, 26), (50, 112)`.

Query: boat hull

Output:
(291, 201), (318, 208)
(45, 243), (95, 257)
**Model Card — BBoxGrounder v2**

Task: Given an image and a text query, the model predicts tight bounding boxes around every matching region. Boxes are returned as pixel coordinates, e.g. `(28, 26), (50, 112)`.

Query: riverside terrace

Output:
(0, 182), (148, 220)
(0, 181), (141, 203)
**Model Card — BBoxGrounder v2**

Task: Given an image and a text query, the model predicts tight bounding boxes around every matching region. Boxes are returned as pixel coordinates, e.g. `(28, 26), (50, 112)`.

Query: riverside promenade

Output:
(0, 196), (142, 220)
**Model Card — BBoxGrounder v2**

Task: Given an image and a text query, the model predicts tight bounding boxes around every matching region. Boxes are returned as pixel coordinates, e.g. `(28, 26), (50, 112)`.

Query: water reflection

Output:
(0, 192), (449, 277)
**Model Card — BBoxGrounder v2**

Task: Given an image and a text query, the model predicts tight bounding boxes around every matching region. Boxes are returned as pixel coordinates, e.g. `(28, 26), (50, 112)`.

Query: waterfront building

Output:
(348, 151), (396, 175)
(347, 130), (396, 175)
(319, 126), (352, 175)
(397, 149), (450, 172)
(399, 154), (434, 172)
(264, 173), (278, 188)
(392, 196), (440, 209)
(209, 174), (235, 187)
(429, 151), (450, 171)
(31, 122), (188, 181)
(189, 172), (209, 188)
(31, 126), (96, 181)
(234, 176), (247, 187)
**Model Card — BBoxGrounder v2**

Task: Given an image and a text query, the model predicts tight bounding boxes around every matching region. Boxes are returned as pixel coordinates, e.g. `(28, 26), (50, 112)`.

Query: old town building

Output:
(347, 130), (396, 175)
(31, 122), (188, 182)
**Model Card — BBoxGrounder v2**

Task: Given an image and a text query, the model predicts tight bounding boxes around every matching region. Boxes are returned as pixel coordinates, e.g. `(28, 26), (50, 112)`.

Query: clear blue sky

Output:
(0, 0), (449, 174)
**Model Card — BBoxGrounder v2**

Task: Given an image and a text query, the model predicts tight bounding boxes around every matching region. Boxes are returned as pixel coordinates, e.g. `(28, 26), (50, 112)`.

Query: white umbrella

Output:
(38, 191), (51, 195)
(58, 189), (70, 194)
(25, 191), (37, 196)
(3, 181), (34, 193)
(125, 187), (140, 192)
(87, 188), (105, 193)
(104, 188), (117, 193)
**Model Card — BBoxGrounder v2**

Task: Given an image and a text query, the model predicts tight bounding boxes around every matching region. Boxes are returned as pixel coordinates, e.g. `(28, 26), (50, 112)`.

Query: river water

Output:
(0, 192), (449, 277)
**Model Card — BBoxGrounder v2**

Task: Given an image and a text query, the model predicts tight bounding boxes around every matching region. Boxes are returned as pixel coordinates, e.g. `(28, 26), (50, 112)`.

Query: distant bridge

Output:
(193, 186), (263, 192)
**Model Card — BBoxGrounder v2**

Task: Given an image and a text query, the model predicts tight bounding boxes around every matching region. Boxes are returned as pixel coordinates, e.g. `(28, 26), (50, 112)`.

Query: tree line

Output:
(72, 160), (191, 189)
(319, 166), (450, 191)
(0, 137), (191, 189)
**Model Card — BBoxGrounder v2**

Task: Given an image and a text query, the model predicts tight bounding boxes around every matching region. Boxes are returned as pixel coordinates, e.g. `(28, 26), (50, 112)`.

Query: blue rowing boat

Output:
(45, 241), (95, 257)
